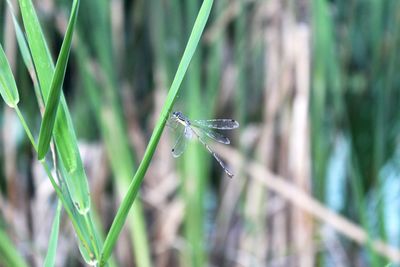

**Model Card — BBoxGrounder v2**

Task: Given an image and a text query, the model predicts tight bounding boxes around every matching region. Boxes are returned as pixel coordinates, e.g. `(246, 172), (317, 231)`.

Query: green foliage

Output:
(0, 229), (28, 267)
(44, 201), (62, 267)
(18, 0), (91, 214)
(38, 0), (80, 160)
(1, 0), (400, 266)
(0, 45), (19, 107)
(99, 1), (214, 265)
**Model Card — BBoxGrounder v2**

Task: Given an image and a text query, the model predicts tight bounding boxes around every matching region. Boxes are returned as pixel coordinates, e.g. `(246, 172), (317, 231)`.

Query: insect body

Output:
(170, 111), (239, 178)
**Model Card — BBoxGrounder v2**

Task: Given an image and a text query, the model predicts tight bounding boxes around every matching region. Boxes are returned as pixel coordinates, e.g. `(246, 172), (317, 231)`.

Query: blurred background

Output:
(1, 0), (400, 266)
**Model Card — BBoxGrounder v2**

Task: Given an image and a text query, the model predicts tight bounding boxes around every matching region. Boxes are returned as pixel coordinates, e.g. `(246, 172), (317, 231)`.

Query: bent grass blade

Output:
(18, 0), (90, 214)
(38, 0), (80, 160)
(0, 45), (19, 108)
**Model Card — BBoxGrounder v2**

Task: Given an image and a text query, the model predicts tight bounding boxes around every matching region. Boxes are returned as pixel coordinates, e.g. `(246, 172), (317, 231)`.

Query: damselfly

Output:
(169, 111), (239, 178)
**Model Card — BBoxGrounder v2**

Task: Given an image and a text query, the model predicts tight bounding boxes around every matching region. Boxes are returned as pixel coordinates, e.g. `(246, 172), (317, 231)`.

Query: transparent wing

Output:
(171, 126), (188, 158)
(191, 119), (239, 130)
(166, 116), (180, 130)
(194, 126), (230, 144)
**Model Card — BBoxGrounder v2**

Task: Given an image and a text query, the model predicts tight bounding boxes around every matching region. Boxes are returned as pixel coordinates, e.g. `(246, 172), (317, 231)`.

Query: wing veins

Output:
(191, 119), (239, 130)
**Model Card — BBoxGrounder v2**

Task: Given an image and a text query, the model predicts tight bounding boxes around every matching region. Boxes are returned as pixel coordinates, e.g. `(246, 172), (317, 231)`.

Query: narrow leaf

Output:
(0, 45), (19, 107)
(18, 0), (91, 214)
(38, 0), (80, 160)
(7, 1), (43, 106)
(6, 0), (34, 72)
(99, 0), (214, 265)
(0, 228), (29, 267)
(44, 201), (62, 267)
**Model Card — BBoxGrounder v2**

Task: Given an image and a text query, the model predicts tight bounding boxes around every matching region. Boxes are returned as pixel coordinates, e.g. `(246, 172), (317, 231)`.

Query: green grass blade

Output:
(37, 0), (80, 160)
(6, 0), (33, 71)
(311, 0), (332, 200)
(18, 0), (53, 89)
(75, 42), (152, 267)
(12, 0), (100, 260)
(11, 15), (34, 74)
(44, 200), (62, 267)
(99, 0), (214, 265)
(182, 1), (208, 266)
(18, 0), (90, 214)
(0, 228), (29, 267)
(0, 44), (19, 107)
(76, 0), (153, 264)
(14, 105), (100, 264)
(6, 1), (43, 107)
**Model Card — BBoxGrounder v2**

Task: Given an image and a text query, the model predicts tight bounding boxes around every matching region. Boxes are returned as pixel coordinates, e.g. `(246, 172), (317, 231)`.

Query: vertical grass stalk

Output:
(99, 0), (214, 265)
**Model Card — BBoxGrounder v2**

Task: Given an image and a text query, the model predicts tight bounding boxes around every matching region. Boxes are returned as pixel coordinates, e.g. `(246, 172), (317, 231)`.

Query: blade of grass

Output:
(0, 228), (29, 267)
(6, 1), (43, 109)
(369, 0), (389, 256)
(18, 0), (90, 214)
(348, 149), (381, 266)
(76, 0), (153, 264)
(6, 0), (32, 71)
(205, 0), (225, 114)
(0, 44), (19, 107)
(44, 200), (62, 267)
(37, 0), (80, 160)
(182, 1), (208, 266)
(166, 0), (184, 81)
(99, 0), (214, 265)
(12, 1), (101, 262)
(16, 102), (99, 263)
(311, 0), (331, 201)
(0, 42), (99, 263)
(75, 40), (152, 267)
(15, 104), (100, 264)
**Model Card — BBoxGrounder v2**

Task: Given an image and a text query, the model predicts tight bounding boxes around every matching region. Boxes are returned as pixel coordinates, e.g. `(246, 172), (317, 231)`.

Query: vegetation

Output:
(0, 0), (399, 266)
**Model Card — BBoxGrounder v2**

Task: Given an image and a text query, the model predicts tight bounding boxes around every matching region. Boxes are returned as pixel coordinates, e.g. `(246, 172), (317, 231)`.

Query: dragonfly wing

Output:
(192, 119), (239, 130)
(194, 126), (230, 144)
(172, 126), (188, 158)
(166, 116), (180, 130)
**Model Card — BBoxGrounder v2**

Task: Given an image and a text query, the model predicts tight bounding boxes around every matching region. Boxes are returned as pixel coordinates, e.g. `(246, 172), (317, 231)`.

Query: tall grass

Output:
(1, 0), (400, 266)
